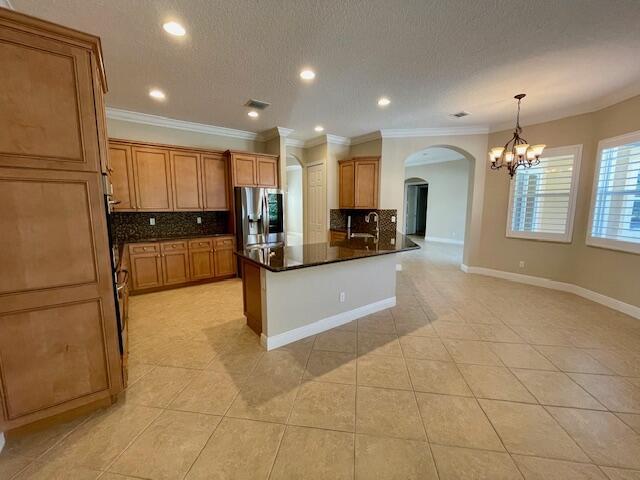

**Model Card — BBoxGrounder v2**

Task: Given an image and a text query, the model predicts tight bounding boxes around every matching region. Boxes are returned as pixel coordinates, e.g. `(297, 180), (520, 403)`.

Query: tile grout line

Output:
(396, 295), (442, 480)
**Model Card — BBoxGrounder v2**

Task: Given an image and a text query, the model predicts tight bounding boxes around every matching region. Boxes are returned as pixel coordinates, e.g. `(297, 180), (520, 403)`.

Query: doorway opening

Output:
(405, 180), (429, 235)
(403, 147), (470, 246)
(286, 154), (303, 245)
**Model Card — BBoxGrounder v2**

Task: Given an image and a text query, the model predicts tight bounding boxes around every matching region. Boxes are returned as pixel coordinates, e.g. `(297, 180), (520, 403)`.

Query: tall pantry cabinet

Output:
(0, 9), (123, 431)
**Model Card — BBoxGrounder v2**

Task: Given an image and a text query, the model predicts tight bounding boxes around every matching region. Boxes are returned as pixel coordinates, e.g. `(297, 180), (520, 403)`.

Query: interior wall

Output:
(106, 118), (265, 152)
(380, 134), (487, 265)
(286, 166), (303, 242)
(478, 94), (640, 307)
(349, 138), (382, 157)
(405, 160), (469, 243)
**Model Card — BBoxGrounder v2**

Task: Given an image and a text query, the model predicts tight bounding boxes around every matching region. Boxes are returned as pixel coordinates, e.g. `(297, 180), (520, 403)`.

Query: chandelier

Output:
(489, 94), (545, 177)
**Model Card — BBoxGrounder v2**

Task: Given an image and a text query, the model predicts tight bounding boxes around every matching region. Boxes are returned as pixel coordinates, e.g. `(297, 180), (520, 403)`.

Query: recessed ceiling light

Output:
(248, 110), (259, 118)
(314, 125), (324, 132)
(378, 97), (391, 107)
(149, 89), (166, 100)
(163, 21), (186, 36)
(300, 69), (316, 81)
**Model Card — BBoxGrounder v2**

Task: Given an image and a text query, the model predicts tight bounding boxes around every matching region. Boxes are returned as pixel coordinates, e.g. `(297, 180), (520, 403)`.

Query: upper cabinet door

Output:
(108, 144), (136, 211)
(132, 147), (173, 211)
(0, 26), (100, 172)
(339, 161), (355, 208)
(170, 151), (202, 211)
(257, 156), (278, 187)
(233, 154), (257, 186)
(202, 154), (229, 210)
(354, 159), (379, 209)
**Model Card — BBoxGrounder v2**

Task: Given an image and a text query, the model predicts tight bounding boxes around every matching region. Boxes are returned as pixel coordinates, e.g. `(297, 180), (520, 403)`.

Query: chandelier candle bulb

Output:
(515, 144), (529, 156)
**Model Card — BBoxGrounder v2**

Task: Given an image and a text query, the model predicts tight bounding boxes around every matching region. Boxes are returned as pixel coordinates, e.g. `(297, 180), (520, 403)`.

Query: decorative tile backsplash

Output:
(111, 211), (229, 243)
(330, 209), (398, 233)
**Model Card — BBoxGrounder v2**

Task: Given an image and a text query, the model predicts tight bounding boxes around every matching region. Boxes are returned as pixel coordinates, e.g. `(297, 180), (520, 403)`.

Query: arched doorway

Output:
(403, 146), (474, 254)
(286, 154), (303, 245)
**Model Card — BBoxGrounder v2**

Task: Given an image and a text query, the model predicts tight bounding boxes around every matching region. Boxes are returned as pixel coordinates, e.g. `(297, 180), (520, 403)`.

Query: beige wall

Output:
(478, 95), (640, 307)
(106, 118), (265, 152)
(349, 139), (382, 157)
(405, 160), (469, 243)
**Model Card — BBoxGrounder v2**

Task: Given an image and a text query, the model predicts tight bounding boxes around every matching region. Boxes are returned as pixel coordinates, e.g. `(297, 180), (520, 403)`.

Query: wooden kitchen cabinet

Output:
(338, 157), (380, 209)
(201, 153), (229, 210)
(232, 153), (258, 186)
(161, 241), (191, 285)
(228, 151), (279, 188)
(108, 140), (232, 212)
(214, 237), (237, 277)
(189, 238), (215, 280)
(132, 146), (173, 211)
(0, 9), (123, 431)
(339, 161), (355, 208)
(129, 244), (163, 290)
(257, 156), (278, 187)
(128, 236), (236, 294)
(170, 151), (202, 211)
(108, 143), (137, 211)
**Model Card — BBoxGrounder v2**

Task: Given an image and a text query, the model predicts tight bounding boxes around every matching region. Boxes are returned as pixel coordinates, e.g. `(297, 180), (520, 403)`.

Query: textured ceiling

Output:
(405, 147), (464, 167)
(11, 0), (640, 140)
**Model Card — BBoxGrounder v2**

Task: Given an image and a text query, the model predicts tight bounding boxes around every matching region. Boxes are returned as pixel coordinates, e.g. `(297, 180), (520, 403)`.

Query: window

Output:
(507, 145), (582, 242)
(587, 130), (640, 254)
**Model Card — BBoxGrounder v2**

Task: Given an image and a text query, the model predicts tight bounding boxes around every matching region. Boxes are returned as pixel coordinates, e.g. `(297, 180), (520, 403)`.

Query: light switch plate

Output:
(149, 218), (156, 226)
(391, 216), (396, 223)
(197, 216), (202, 224)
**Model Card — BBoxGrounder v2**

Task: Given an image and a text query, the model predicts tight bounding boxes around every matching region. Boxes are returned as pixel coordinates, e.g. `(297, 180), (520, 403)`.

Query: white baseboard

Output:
(461, 265), (640, 320)
(425, 236), (464, 245)
(261, 296), (397, 350)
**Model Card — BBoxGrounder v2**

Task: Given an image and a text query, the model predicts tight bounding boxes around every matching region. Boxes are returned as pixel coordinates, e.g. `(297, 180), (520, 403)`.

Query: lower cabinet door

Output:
(214, 248), (236, 277)
(131, 254), (163, 290)
(189, 249), (215, 280)
(162, 251), (190, 285)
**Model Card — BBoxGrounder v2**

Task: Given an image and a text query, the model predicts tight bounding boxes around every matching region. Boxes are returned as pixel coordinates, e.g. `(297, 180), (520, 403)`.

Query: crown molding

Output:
(350, 131), (382, 145)
(325, 134), (351, 146)
(285, 138), (306, 148)
(304, 135), (329, 148)
(106, 107), (260, 141)
(380, 126), (489, 138)
(261, 126), (295, 141)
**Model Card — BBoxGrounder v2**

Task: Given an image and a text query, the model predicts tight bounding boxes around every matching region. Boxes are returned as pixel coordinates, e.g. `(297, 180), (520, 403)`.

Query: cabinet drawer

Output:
(161, 240), (188, 252)
(189, 238), (214, 250)
(129, 243), (159, 255)
(214, 237), (235, 249)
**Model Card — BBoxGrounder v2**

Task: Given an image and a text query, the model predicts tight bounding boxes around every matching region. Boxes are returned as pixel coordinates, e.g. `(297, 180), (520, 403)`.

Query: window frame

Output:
(506, 144), (583, 243)
(586, 130), (640, 255)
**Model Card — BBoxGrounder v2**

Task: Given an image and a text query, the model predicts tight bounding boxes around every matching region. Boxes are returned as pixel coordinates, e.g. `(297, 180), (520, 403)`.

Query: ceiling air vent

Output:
(245, 99), (271, 110)
(450, 111), (471, 118)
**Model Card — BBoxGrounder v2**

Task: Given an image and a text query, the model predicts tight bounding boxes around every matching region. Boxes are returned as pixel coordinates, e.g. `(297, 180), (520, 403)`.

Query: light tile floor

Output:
(2, 239), (640, 479)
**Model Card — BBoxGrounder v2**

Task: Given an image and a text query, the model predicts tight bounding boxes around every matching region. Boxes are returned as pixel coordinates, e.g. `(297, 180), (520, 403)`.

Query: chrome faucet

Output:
(365, 211), (379, 238)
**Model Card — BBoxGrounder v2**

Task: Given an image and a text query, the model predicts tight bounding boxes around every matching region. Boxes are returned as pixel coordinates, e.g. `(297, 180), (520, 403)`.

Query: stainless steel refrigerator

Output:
(235, 187), (285, 250)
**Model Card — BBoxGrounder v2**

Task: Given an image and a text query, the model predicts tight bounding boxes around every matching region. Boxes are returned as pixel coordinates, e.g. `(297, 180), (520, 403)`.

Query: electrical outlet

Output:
(391, 215), (396, 223)
(149, 217), (156, 226)
(197, 216), (202, 224)
(519, 260), (525, 268)
(339, 292), (346, 303)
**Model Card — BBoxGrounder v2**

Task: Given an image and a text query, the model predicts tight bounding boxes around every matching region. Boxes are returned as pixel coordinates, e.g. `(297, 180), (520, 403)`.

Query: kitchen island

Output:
(236, 231), (419, 349)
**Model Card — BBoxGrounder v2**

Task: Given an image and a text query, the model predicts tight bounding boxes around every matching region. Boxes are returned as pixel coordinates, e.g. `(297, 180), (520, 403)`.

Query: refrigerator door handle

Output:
(263, 189), (270, 238)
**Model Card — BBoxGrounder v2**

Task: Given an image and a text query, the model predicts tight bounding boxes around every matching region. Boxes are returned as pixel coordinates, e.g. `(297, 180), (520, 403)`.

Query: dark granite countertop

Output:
(235, 230), (419, 272)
